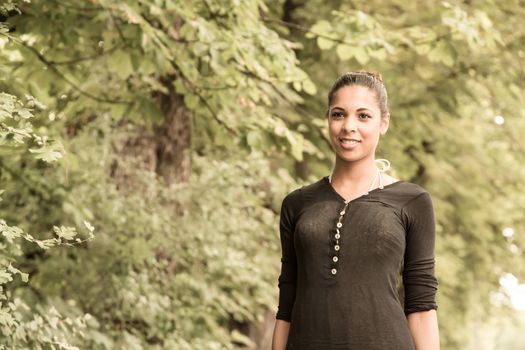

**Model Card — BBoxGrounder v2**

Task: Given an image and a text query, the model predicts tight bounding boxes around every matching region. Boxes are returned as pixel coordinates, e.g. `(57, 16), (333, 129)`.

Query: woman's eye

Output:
(331, 111), (344, 118)
(359, 113), (371, 119)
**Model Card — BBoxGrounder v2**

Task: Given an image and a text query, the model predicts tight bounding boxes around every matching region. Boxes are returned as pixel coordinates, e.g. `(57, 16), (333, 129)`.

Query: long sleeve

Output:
(275, 188), (301, 321)
(401, 191), (439, 316)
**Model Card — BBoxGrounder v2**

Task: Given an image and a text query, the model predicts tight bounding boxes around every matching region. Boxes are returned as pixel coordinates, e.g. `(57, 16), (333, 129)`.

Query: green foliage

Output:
(1, 0), (316, 161)
(2, 0), (310, 348)
(0, 92), (94, 348)
(21, 114), (297, 348)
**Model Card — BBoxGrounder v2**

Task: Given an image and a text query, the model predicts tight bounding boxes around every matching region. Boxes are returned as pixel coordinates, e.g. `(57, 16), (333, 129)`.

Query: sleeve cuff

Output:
(404, 304), (438, 316)
(275, 313), (292, 322)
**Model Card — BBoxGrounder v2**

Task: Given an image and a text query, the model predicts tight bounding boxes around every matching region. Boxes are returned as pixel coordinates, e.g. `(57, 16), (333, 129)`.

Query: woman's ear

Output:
(380, 113), (390, 135)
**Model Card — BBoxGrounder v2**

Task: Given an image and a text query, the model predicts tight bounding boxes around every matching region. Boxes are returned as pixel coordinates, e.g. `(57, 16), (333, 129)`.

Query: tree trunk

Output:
(154, 83), (192, 186)
(109, 80), (191, 191)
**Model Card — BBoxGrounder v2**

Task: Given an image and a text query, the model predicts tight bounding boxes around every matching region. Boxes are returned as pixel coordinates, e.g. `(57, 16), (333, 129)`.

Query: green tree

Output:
(1, 0), (312, 348)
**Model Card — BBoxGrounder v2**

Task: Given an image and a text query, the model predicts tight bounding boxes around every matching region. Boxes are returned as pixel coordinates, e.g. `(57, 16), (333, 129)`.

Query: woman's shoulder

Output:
(384, 173), (425, 192)
(281, 176), (326, 208)
(383, 176), (433, 208)
(284, 175), (327, 196)
(393, 180), (435, 212)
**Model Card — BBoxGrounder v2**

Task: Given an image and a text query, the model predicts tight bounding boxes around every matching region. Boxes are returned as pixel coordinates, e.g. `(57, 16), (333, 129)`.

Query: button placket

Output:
(331, 201), (349, 276)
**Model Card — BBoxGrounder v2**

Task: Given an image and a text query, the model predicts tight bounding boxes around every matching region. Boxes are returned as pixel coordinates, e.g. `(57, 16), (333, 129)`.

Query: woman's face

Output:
(327, 85), (390, 162)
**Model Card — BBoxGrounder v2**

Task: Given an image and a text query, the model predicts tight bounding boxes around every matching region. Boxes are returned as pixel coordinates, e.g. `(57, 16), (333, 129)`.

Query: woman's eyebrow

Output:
(331, 106), (374, 112)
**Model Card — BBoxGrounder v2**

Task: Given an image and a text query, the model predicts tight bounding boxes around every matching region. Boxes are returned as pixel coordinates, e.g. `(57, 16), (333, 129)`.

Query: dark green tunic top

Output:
(276, 175), (438, 350)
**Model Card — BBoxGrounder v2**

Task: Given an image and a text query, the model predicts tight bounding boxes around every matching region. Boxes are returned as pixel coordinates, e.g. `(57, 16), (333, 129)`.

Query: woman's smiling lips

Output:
(339, 137), (361, 150)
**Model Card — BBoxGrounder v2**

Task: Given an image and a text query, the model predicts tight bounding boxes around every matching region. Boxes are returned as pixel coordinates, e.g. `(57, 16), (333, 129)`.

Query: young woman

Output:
(271, 72), (440, 350)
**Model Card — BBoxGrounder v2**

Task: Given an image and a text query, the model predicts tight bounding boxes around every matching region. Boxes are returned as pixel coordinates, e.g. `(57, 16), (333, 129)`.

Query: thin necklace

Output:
(328, 159), (391, 202)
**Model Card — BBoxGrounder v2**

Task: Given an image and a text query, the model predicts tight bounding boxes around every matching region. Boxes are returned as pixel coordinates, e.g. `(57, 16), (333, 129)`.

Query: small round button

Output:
(331, 268), (337, 275)
(336, 222), (342, 228)
(335, 233), (340, 239)
(334, 245), (340, 251)
(340, 211), (345, 216)
(333, 256), (338, 262)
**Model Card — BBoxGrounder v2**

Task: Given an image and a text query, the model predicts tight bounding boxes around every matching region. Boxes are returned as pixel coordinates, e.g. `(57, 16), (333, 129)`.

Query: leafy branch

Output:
(16, 39), (132, 105)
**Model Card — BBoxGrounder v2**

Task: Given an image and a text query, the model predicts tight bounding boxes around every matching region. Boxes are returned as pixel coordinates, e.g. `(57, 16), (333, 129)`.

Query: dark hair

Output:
(327, 71), (389, 117)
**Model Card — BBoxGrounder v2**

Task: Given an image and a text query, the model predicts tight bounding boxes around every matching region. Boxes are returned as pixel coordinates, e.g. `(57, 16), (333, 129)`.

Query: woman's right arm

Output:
(272, 320), (291, 350)
(272, 189), (301, 350)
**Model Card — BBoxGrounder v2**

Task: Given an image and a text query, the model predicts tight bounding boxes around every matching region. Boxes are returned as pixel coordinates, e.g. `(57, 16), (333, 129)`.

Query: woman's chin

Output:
(336, 152), (362, 162)
(334, 147), (375, 163)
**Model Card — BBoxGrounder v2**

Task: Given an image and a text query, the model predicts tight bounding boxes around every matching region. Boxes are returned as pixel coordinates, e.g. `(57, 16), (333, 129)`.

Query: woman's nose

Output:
(342, 115), (357, 131)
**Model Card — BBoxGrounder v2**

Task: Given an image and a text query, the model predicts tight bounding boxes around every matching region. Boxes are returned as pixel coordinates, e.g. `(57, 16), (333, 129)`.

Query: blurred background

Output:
(1, 0), (524, 349)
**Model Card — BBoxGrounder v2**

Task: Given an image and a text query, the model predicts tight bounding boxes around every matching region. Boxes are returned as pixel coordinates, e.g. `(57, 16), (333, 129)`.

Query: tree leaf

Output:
(302, 79), (317, 95)
(354, 49), (369, 64)
(336, 44), (355, 60)
(317, 36), (334, 50)
(53, 225), (77, 241)
(108, 50), (134, 80)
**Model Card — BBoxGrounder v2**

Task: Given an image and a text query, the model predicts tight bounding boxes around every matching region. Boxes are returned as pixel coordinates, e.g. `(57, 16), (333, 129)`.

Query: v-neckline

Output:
(323, 175), (404, 204)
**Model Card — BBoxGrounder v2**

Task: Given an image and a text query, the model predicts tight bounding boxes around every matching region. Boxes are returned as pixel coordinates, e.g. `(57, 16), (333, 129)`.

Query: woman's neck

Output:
(330, 156), (378, 187)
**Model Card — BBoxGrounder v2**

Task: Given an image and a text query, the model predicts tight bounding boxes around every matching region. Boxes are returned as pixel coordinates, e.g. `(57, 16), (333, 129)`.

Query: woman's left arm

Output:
(401, 192), (440, 350)
(407, 309), (440, 350)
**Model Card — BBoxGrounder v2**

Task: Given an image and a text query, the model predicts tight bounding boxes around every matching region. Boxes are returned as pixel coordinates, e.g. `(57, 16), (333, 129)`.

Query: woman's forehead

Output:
(330, 85), (379, 111)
